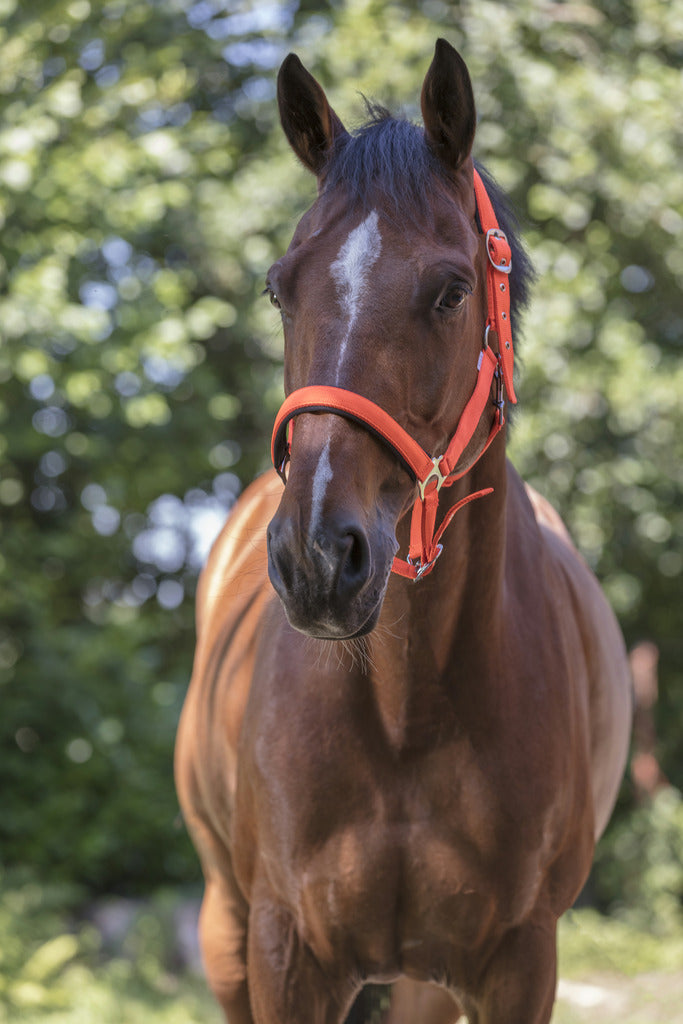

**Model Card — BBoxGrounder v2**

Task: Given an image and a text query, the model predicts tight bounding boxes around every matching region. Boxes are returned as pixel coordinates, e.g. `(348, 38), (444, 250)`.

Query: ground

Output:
(554, 972), (683, 1023)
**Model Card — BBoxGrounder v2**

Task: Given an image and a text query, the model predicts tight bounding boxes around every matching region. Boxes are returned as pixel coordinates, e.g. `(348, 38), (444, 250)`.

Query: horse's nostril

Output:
(339, 527), (370, 591)
(348, 533), (363, 576)
(268, 508), (374, 621)
(267, 519), (294, 596)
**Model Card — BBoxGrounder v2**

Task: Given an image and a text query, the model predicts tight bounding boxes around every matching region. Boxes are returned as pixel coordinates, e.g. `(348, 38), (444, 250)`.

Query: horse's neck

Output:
(367, 446), (507, 748)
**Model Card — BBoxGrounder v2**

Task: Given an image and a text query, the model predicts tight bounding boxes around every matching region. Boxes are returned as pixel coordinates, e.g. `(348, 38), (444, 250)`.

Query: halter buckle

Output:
(417, 455), (448, 500)
(486, 228), (512, 274)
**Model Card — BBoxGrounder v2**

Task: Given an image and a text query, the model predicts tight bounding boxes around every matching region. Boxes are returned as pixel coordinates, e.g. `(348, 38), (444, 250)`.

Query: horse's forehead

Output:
(293, 200), (381, 248)
(286, 191), (478, 288)
(330, 209), (382, 292)
(343, 194), (470, 249)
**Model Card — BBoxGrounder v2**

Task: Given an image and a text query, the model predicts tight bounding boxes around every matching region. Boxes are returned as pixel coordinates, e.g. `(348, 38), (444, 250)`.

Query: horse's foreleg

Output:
(200, 875), (253, 1024)
(475, 911), (557, 1024)
(247, 885), (358, 1024)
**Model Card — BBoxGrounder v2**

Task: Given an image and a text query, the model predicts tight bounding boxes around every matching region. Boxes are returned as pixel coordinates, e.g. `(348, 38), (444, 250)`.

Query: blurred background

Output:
(0, 0), (681, 1020)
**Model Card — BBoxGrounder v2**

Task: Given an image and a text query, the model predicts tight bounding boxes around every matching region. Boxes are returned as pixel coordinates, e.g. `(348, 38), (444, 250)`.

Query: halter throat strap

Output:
(270, 168), (515, 581)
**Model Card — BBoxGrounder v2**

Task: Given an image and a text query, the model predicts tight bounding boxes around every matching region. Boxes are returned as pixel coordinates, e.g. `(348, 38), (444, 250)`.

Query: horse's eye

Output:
(266, 288), (282, 310)
(438, 284), (469, 311)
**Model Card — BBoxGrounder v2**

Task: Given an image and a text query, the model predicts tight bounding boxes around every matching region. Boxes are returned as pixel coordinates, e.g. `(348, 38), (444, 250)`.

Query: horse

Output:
(175, 39), (631, 1024)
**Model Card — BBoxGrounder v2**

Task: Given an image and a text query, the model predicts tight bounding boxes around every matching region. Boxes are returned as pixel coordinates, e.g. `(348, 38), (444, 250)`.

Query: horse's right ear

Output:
(421, 39), (476, 174)
(277, 55), (348, 177)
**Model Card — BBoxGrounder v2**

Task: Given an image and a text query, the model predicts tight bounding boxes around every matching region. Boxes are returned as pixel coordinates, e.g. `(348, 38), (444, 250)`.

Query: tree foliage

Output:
(0, 0), (680, 895)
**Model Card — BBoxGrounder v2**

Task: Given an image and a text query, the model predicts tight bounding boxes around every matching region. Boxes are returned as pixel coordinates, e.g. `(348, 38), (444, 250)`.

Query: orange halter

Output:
(271, 169), (515, 580)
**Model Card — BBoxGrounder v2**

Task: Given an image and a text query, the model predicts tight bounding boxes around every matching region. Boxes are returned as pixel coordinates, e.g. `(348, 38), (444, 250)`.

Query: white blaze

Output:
(308, 211), (381, 539)
(309, 437), (333, 541)
(330, 209), (382, 384)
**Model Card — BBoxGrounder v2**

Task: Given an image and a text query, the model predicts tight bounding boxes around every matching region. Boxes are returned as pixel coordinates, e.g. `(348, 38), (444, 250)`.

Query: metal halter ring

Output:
(417, 456), (448, 501)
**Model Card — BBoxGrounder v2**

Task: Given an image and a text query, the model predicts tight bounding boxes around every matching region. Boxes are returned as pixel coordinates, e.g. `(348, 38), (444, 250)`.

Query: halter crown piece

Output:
(271, 169), (515, 581)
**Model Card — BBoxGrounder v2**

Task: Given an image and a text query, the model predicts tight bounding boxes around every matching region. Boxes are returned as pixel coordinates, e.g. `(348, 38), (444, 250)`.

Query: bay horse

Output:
(175, 39), (631, 1024)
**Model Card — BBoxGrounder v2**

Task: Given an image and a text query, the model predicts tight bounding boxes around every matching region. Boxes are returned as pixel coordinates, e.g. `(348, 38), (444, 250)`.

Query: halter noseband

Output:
(271, 169), (515, 581)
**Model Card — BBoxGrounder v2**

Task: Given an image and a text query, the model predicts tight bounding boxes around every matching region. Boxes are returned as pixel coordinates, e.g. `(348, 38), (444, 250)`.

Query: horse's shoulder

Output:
(196, 470), (279, 635)
(521, 480), (574, 550)
(517, 476), (601, 604)
(506, 464), (585, 577)
(505, 464), (610, 660)
(509, 465), (629, 683)
(185, 469), (278, 745)
(177, 472), (280, 843)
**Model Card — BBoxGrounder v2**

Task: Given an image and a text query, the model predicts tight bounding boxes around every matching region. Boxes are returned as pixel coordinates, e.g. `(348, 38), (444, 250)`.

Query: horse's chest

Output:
(292, 815), (516, 980)
(283, 756), (545, 976)
(238, 685), (563, 979)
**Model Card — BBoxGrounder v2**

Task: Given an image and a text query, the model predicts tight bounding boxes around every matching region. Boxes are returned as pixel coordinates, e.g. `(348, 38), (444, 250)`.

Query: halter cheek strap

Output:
(475, 169), (516, 403)
(270, 168), (515, 581)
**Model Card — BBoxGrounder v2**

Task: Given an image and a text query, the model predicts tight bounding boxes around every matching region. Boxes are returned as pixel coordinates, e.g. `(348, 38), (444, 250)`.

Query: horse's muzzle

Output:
(267, 511), (387, 639)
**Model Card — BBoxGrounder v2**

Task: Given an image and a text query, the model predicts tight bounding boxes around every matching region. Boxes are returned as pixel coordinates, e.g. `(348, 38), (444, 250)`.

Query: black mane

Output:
(323, 107), (534, 336)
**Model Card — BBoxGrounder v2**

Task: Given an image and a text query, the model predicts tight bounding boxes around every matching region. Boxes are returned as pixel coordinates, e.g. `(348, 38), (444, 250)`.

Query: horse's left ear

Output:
(277, 54), (348, 177)
(421, 39), (476, 174)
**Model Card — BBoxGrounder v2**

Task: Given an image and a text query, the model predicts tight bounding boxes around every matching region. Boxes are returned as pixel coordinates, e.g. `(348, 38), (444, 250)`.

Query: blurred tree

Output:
(0, 0), (312, 893)
(0, 0), (680, 896)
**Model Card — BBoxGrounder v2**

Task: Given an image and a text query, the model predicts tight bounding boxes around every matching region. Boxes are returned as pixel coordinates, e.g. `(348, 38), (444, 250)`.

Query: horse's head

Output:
(266, 40), (513, 639)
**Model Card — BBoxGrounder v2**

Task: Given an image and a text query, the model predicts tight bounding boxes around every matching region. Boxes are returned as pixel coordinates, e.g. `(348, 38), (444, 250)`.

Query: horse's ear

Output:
(421, 39), (476, 174)
(277, 54), (348, 177)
